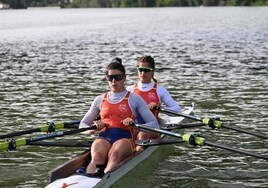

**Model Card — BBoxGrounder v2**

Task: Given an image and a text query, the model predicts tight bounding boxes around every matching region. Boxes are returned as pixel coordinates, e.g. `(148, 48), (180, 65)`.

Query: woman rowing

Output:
(127, 55), (181, 150)
(79, 57), (158, 176)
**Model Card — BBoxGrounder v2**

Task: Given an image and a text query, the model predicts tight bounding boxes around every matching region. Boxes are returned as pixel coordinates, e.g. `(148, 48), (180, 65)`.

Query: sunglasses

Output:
(106, 74), (125, 81)
(137, 67), (154, 73)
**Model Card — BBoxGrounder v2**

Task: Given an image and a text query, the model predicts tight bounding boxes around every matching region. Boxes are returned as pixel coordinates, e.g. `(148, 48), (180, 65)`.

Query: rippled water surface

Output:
(0, 7), (268, 188)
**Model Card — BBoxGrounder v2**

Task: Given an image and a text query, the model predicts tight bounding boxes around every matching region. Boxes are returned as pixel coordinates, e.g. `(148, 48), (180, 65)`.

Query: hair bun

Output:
(111, 57), (122, 64)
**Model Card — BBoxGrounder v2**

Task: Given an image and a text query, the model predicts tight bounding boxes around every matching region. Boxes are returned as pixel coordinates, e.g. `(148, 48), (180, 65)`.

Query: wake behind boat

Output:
(45, 105), (194, 188)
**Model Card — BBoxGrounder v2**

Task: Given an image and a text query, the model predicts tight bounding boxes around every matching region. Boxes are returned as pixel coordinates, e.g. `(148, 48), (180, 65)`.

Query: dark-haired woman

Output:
(79, 57), (158, 175)
(126, 55), (181, 150)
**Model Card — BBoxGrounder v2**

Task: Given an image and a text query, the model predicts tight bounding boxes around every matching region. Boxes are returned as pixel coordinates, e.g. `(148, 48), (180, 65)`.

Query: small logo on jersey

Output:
(148, 92), (156, 100)
(119, 104), (128, 112)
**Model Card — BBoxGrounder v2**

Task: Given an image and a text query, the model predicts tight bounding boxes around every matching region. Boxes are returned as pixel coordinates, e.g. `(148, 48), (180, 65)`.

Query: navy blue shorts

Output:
(99, 128), (132, 145)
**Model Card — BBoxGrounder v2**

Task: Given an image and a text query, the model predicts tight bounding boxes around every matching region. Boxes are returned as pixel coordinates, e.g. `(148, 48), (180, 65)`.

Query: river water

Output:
(0, 7), (267, 188)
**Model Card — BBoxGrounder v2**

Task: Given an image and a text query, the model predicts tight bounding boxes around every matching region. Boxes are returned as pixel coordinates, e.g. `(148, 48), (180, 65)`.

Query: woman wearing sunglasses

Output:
(79, 57), (158, 176)
(127, 55), (181, 150)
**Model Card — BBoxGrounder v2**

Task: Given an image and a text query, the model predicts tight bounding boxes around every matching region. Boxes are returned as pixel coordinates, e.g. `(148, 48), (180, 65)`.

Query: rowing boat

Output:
(45, 104), (194, 188)
(46, 105), (194, 188)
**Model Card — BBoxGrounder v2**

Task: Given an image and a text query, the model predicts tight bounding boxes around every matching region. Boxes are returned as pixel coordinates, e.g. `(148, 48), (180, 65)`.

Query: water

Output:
(0, 7), (268, 188)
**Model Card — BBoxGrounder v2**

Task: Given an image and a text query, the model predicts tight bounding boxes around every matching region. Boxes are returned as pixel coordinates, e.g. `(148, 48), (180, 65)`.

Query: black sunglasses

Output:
(137, 67), (153, 73)
(106, 74), (125, 81)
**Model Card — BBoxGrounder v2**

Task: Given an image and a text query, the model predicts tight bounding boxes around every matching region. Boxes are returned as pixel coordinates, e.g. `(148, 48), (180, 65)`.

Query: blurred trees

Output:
(68, 0), (267, 7)
(1, 0), (267, 9)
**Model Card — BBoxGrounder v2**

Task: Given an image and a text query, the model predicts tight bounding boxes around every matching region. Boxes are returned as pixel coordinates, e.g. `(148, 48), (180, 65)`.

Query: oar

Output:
(160, 122), (205, 130)
(28, 141), (93, 147)
(136, 139), (184, 146)
(155, 106), (268, 139)
(0, 120), (81, 140)
(0, 126), (96, 151)
(131, 123), (268, 161)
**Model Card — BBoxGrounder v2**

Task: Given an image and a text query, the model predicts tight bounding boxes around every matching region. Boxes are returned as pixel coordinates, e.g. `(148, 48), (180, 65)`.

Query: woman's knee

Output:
(108, 150), (120, 163)
(91, 152), (104, 162)
(91, 139), (111, 162)
(109, 140), (132, 161)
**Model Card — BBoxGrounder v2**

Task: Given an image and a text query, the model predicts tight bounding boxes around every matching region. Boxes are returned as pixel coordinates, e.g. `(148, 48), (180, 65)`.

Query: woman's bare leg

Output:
(104, 139), (133, 173)
(86, 138), (111, 174)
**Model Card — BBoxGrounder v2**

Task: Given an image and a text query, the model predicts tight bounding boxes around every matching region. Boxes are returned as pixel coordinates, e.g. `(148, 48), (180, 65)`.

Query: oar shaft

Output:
(158, 106), (268, 140)
(28, 141), (92, 147)
(0, 120), (81, 140)
(161, 122), (205, 130)
(136, 139), (184, 146)
(0, 128), (40, 139)
(28, 126), (95, 143)
(133, 123), (183, 139)
(222, 125), (268, 139)
(133, 124), (268, 161)
(0, 126), (96, 151)
(156, 107), (201, 122)
(205, 141), (268, 161)
(36, 120), (82, 132)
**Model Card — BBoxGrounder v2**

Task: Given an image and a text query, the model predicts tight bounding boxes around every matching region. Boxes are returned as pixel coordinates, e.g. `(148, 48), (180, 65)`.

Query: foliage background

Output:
(1, 0), (267, 9)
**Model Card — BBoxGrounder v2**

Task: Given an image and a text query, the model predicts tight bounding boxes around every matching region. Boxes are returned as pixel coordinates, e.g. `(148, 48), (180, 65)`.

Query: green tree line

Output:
(68, 0), (267, 7)
(1, 0), (267, 9)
